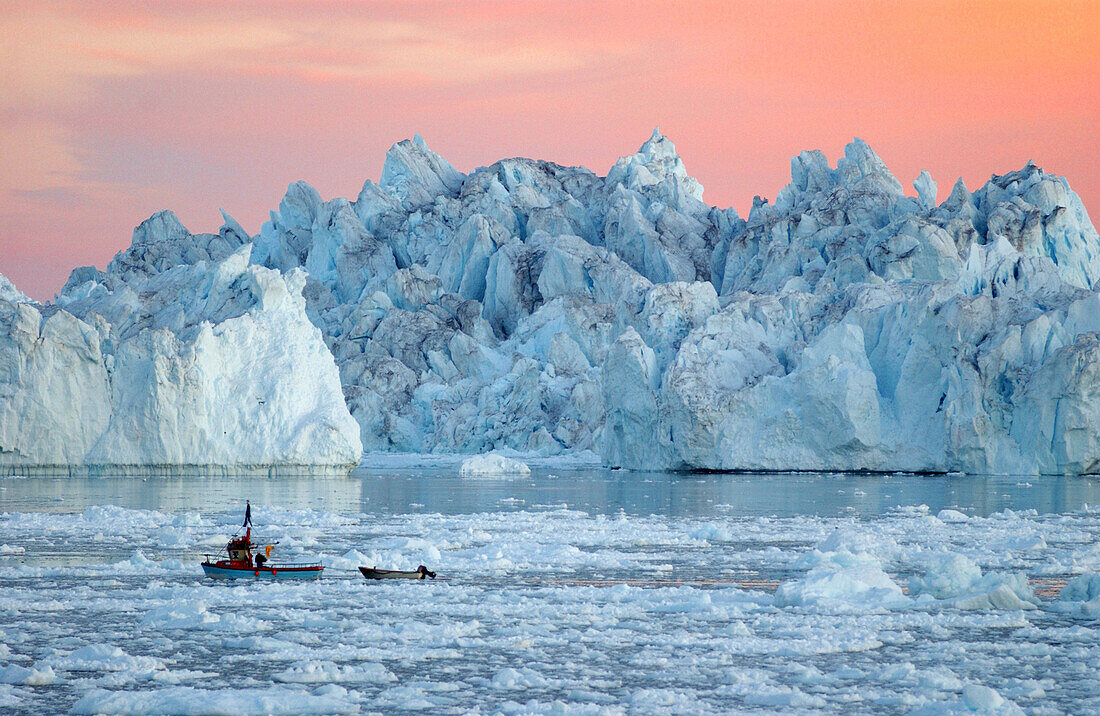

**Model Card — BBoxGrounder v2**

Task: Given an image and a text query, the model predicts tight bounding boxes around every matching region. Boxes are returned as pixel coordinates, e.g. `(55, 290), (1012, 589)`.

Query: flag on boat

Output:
(244, 501), (252, 527)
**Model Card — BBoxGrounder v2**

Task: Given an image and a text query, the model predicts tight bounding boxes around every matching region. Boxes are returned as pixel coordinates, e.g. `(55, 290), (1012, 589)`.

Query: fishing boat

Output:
(360, 565), (436, 580)
(201, 501), (323, 580)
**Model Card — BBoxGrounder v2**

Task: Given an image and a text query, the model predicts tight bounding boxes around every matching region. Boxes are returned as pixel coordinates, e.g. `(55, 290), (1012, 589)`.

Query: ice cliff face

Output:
(4, 131), (1099, 473)
(1, 216), (361, 471)
(610, 144), (1100, 473)
(238, 132), (1100, 473)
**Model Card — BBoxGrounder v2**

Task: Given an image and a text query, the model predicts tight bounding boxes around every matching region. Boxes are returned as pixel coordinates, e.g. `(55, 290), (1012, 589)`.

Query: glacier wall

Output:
(4, 129), (1100, 473)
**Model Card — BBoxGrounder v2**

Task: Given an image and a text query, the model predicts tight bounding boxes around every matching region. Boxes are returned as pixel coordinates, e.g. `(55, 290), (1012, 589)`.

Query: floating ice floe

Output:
(70, 686), (358, 715)
(44, 644), (163, 674)
(272, 660), (396, 685)
(775, 549), (909, 611)
(0, 664), (56, 686)
(459, 453), (531, 477)
(936, 509), (970, 523)
(909, 552), (1038, 610)
(908, 683), (1024, 715)
(1051, 573), (1100, 617)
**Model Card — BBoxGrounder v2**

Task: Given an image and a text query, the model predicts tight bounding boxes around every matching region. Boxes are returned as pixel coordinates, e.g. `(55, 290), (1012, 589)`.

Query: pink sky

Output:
(2, 0), (1097, 301)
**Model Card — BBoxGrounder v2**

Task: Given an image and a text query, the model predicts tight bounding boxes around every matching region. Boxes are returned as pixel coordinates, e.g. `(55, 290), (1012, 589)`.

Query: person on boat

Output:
(255, 551), (267, 568)
(226, 501), (254, 566)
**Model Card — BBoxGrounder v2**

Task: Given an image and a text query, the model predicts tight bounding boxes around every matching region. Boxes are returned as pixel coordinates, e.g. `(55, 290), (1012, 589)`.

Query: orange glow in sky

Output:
(1, 0), (1097, 300)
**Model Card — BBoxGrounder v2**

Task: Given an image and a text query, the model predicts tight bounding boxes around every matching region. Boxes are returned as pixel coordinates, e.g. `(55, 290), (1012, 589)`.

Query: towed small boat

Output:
(360, 565), (436, 580)
(201, 501), (323, 581)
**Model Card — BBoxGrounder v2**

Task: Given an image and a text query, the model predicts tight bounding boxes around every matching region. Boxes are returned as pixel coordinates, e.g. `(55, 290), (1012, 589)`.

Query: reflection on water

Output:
(0, 474), (363, 515)
(1, 468), (1097, 517)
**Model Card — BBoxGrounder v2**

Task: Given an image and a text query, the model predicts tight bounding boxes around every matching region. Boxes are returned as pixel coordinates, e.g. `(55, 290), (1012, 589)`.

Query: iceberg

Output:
(1050, 572), (1100, 617)
(459, 453), (531, 477)
(775, 530), (908, 611)
(5, 129), (1100, 473)
(908, 552), (1038, 610)
(1, 241), (361, 471)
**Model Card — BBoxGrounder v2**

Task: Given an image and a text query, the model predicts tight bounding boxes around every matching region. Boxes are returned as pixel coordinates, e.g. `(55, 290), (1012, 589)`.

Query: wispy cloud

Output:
(0, 2), (631, 199)
(2, 5), (626, 98)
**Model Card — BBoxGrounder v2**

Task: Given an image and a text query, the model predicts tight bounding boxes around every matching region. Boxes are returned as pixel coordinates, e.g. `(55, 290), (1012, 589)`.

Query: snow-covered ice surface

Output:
(1, 470), (1099, 714)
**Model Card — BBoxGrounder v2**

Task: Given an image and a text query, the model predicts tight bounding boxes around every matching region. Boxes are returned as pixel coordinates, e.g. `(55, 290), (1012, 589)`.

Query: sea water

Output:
(1, 468), (1098, 714)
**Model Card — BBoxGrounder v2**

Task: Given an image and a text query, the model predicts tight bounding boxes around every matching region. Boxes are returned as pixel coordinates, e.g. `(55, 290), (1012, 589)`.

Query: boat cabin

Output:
(225, 534), (253, 567)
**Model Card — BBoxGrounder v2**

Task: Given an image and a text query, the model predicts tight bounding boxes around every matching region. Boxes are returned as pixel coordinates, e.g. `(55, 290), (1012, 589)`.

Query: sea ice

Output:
(2, 478), (1099, 712)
